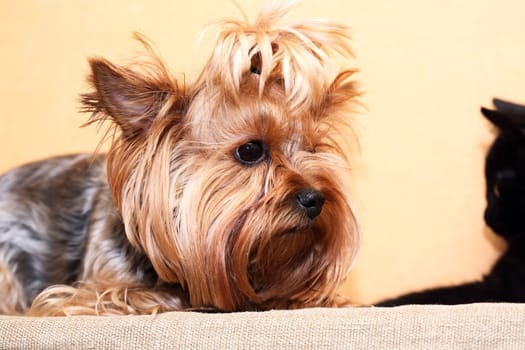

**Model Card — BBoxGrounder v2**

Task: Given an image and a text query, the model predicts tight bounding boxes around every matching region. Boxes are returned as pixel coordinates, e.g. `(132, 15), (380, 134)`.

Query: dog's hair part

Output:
(0, 1), (360, 315)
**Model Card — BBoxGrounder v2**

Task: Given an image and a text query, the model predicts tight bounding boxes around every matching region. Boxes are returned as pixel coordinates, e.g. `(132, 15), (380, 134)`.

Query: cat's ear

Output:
(493, 98), (525, 116)
(482, 98), (525, 130)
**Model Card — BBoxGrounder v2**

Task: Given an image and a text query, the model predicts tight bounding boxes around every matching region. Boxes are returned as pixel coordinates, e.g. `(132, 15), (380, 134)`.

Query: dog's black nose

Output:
(296, 189), (325, 219)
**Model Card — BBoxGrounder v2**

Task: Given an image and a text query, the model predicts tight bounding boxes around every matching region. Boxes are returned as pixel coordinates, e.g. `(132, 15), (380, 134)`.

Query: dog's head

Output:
(83, 1), (360, 311)
(482, 99), (525, 240)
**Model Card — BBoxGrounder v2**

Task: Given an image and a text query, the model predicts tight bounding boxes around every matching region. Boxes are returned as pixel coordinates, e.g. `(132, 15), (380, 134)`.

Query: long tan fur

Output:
(25, 0), (361, 315)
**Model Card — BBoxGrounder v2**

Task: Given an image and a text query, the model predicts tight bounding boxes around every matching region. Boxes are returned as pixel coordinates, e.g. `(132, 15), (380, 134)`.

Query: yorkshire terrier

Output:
(0, 1), (360, 316)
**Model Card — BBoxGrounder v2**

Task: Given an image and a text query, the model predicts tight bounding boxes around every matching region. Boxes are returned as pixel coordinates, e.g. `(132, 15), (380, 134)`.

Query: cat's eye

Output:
(234, 141), (268, 166)
(493, 184), (501, 198)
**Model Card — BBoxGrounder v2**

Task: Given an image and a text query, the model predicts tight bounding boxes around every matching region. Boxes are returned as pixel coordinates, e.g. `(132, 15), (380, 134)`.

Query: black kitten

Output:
(379, 98), (525, 306)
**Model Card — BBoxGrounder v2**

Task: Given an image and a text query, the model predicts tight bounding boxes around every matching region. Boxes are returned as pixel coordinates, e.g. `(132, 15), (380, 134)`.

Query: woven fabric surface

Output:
(0, 303), (524, 349)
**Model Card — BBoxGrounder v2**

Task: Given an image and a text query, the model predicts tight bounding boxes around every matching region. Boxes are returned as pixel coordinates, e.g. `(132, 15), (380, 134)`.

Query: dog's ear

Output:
(325, 70), (360, 108)
(83, 58), (181, 138)
(318, 69), (360, 115)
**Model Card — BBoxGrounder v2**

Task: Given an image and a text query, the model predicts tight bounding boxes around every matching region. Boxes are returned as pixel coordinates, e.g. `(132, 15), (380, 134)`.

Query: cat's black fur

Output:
(378, 98), (525, 306)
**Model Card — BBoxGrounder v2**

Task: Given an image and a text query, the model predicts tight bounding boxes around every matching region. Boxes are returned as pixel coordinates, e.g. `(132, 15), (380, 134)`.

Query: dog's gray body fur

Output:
(0, 154), (155, 310)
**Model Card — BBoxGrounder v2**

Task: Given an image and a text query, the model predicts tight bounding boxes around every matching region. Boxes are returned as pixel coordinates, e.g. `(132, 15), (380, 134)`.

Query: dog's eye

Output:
(234, 141), (267, 165)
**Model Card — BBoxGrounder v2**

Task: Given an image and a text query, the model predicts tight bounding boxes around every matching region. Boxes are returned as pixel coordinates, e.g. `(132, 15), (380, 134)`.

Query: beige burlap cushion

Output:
(1, 303), (524, 349)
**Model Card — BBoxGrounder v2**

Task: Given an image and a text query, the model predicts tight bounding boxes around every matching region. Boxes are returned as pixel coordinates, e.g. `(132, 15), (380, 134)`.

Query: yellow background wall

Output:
(1, 1), (524, 305)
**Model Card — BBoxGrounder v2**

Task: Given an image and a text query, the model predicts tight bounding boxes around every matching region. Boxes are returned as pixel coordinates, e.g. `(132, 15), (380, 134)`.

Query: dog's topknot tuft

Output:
(199, 0), (354, 112)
